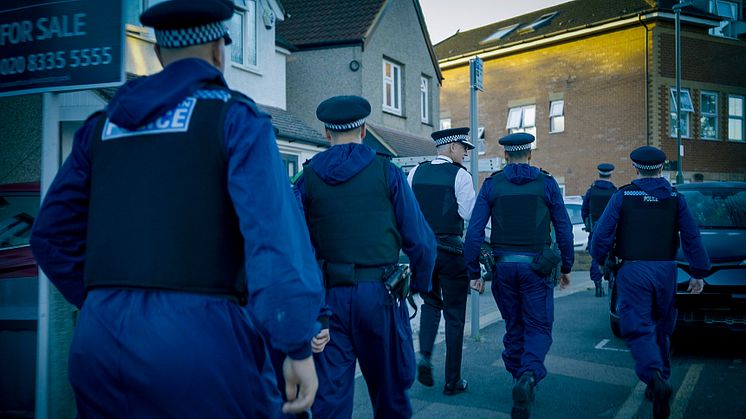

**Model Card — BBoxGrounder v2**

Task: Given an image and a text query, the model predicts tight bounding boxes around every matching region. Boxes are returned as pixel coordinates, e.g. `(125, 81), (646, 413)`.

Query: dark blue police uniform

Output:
(30, 1), (324, 417)
(464, 133), (574, 419)
(294, 96), (437, 418)
(591, 146), (710, 419)
(581, 163), (617, 296)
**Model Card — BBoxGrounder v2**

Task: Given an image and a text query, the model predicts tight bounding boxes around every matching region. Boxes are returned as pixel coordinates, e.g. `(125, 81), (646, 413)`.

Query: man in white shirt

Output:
(407, 127), (476, 395)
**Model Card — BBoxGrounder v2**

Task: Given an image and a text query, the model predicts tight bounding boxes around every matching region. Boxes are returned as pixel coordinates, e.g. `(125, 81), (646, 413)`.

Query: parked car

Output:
(0, 182), (40, 417)
(609, 181), (746, 337)
(564, 195), (589, 249)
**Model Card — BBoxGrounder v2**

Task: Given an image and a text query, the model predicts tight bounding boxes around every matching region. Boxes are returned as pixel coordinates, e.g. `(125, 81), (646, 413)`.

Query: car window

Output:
(0, 195), (39, 249)
(681, 188), (746, 229)
(565, 204), (583, 224)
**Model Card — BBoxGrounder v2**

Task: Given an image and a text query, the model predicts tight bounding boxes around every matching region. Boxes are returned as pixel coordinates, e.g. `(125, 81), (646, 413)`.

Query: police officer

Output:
(30, 1), (324, 416)
(464, 133), (574, 419)
(582, 163), (618, 297)
(407, 127), (476, 394)
(591, 146), (710, 419)
(293, 96), (437, 418)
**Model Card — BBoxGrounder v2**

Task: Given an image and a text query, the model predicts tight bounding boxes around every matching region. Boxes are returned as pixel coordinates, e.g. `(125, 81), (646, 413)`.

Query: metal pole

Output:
(674, 2), (684, 184)
(469, 60), (480, 339)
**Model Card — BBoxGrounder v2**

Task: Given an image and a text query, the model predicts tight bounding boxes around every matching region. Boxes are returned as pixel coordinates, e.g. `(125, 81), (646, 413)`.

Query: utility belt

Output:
(494, 247), (561, 280)
(436, 234), (464, 255)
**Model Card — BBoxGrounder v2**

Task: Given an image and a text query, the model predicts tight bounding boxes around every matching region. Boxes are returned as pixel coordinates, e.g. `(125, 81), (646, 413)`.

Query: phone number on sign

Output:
(0, 47), (114, 76)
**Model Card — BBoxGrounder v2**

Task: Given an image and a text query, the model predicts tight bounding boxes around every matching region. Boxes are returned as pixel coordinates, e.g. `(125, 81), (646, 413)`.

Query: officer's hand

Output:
(282, 356), (318, 414)
(559, 273), (571, 290)
(688, 278), (704, 294)
(311, 328), (330, 353)
(470, 278), (485, 294)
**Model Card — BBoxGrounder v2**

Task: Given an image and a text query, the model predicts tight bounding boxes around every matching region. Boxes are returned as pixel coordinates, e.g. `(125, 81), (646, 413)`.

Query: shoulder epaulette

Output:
(539, 168), (553, 177)
(490, 169), (504, 177)
(453, 162), (468, 171)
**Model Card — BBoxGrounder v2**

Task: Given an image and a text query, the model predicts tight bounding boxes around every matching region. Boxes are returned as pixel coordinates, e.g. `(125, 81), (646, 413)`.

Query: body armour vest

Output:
(304, 156), (402, 266)
(615, 184), (679, 260)
(588, 183), (617, 225)
(488, 171), (551, 252)
(84, 87), (248, 302)
(411, 161), (464, 235)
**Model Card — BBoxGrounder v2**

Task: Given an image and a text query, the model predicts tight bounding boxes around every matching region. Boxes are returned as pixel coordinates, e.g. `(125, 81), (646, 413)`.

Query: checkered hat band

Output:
(155, 21), (228, 48)
(598, 170), (613, 175)
(503, 142), (533, 152)
(324, 118), (366, 131)
(632, 162), (664, 170)
(434, 134), (468, 147)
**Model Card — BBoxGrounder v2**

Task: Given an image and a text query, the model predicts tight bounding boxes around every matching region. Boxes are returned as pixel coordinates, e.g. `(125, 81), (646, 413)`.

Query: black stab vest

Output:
(304, 156), (401, 266)
(488, 170), (551, 252)
(588, 183), (617, 225)
(411, 161), (464, 235)
(84, 87), (251, 302)
(615, 184), (679, 260)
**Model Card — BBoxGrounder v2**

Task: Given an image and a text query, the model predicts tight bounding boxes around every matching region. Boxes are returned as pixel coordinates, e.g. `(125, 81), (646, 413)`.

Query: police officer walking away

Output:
(582, 163), (618, 297)
(464, 133), (574, 419)
(407, 127), (476, 394)
(30, 1), (324, 416)
(591, 146), (710, 419)
(294, 95), (437, 418)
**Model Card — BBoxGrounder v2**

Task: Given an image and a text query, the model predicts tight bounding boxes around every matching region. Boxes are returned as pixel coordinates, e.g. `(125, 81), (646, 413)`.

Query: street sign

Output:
(470, 56), (483, 91)
(0, 0), (124, 97)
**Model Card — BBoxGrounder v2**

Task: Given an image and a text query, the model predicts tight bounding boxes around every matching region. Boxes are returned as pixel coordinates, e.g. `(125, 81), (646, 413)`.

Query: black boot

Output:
(651, 371), (673, 419)
(594, 282), (604, 297)
(443, 378), (468, 395)
(417, 355), (434, 387)
(511, 371), (535, 419)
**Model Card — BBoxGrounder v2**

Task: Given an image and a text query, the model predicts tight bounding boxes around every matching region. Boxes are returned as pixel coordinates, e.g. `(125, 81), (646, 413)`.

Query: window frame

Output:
(280, 153), (299, 179)
(549, 100), (565, 133)
(383, 59), (403, 115)
(439, 118), (452, 130)
(670, 88), (693, 139)
(728, 94), (745, 142)
(506, 104), (537, 148)
(700, 91), (719, 140)
(420, 76), (430, 124)
(231, 0), (259, 70)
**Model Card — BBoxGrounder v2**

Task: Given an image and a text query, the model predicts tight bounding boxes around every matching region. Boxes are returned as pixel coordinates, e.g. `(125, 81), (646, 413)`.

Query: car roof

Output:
(564, 195), (583, 205)
(676, 181), (746, 190)
(0, 182), (40, 193)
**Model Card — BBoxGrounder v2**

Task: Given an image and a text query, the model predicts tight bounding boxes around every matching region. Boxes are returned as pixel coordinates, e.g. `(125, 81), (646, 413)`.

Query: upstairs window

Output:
(440, 118), (452, 130)
(549, 100), (565, 133)
(125, 0), (148, 27)
(231, 0), (258, 68)
(420, 76), (430, 124)
(700, 92), (718, 139)
(729, 95), (744, 141)
(709, 0), (740, 38)
(481, 24), (520, 43)
(518, 12), (558, 34)
(670, 88), (694, 138)
(506, 104), (537, 148)
(383, 59), (402, 115)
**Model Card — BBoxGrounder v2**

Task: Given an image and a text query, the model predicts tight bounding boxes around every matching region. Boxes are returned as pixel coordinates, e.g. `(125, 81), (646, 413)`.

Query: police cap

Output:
(499, 132), (535, 152)
(316, 96), (371, 131)
(431, 127), (474, 150)
(630, 146), (666, 170)
(140, 0), (233, 48)
(597, 163), (615, 175)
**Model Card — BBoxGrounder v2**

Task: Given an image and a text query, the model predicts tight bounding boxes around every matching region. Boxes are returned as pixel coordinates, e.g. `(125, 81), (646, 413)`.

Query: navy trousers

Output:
(491, 262), (554, 383)
(69, 289), (283, 418)
(616, 261), (677, 384)
(312, 282), (415, 419)
(419, 248), (470, 384)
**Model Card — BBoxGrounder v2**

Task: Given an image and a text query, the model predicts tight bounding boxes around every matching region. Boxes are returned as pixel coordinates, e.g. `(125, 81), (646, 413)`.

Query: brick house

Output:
(278, 0), (442, 159)
(435, 0), (746, 195)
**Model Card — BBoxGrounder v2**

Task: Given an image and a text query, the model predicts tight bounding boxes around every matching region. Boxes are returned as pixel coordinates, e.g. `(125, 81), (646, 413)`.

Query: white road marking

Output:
(613, 380), (647, 419)
(595, 338), (630, 352)
(670, 364), (704, 419)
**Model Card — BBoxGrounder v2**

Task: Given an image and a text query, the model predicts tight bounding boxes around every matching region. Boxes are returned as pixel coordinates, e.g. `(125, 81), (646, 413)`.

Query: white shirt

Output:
(407, 155), (476, 223)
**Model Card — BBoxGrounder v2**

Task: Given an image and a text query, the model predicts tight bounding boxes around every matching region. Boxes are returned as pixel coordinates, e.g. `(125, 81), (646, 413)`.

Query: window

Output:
(231, 0), (258, 68)
(420, 76), (430, 124)
(439, 118), (452, 130)
(700, 92), (718, 139)
(506, 105), (537, 148)
(729, 94), (745, 141)
(670, 88), (693, 138)
(481, 24), (519, 43)
(709, 0), (740, 38)
(518, 12), (559, 34)
(281, 153), (299, 178)
(549, 100), (565, 133)
(124, 0), (148, 27)
(478, 126), (486, 155)
(383, 59), (402, 115)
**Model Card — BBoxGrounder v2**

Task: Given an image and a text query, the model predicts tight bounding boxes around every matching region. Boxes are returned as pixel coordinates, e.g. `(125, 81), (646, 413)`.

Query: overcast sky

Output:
(420, 0), (573, 44)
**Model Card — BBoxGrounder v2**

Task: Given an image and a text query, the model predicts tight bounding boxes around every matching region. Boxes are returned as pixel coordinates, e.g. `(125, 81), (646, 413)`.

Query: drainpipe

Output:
(639, 14), (651, 146)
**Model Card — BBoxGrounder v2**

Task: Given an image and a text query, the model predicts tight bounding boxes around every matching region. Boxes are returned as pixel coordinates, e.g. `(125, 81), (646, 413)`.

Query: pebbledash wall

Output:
(439, 23), (746, 195)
